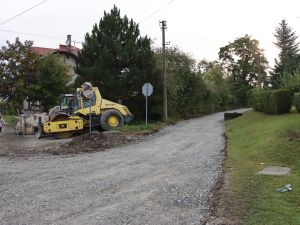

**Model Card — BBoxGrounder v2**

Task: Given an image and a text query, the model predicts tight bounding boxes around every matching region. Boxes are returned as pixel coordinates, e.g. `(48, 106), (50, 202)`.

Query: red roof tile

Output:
(31, 45), (81, 57)
(56, 44), (81, 56)
(31, 47), (55, 56)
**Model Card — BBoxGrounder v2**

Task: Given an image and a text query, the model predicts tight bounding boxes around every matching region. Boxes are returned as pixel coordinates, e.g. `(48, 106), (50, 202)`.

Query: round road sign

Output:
(142, 83), (153, 96)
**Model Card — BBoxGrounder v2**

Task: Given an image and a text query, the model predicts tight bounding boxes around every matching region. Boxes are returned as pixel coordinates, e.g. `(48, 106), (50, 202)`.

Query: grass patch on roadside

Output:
(117, 121), (169, 134)
(3, 115), (17, 125)
(225, 110), (300, 224)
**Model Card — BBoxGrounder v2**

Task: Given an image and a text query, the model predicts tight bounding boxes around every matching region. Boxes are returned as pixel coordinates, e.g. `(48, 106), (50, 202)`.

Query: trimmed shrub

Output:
(294, 92), (300, 113)
(267, 89), (291, 114)
(248, 88), (267, 112)
(249, 88), (291, 114)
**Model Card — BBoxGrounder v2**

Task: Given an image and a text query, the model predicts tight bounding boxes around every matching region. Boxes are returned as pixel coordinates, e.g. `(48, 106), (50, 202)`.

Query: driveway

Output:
(0, 110), (248, 225)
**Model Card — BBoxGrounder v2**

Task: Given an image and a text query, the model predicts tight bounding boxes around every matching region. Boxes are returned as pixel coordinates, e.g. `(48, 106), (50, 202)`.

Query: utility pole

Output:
(160, 20), (168, 121)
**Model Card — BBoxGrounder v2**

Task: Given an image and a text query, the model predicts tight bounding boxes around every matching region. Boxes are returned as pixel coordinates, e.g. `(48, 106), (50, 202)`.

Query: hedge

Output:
(249, 88), (291, 114)
(248, 88), (267, 112)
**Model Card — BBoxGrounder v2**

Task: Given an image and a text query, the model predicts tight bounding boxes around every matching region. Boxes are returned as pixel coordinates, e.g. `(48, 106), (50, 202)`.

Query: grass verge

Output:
(117, 121), (169, 135)
(3, 115), (17, 125)
(225, 110), (300, 225)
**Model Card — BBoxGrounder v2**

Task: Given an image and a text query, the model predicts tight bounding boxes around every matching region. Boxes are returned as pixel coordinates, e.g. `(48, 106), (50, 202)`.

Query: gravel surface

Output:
(0, 110), (248, 225)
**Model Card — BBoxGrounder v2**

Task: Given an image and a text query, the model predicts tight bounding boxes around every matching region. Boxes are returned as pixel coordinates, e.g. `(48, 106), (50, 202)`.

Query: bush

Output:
(267, 89), (291, 114)
(0, 101), (16, 115)
(248, 88), (267, 112)
(277, 71), (300, 93)
(294, 92), (300, 113)
(249, 88), (291, 114)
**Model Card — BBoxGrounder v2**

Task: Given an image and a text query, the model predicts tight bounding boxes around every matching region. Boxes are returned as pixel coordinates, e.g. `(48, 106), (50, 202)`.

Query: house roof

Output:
(56, 44), (81, 56)
(31, 45), (81, 58)
(31, 47), (54, 56)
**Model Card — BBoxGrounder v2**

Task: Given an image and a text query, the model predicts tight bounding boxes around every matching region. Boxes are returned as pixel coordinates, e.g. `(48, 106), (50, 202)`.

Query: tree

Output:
(28, 54), (71, 111)
(276, 71), (300, 93)
(271, 19), (300, 88)
(77, 5), (159, 118)
(219, 35), (268, 106)
(198, 60), (232, 109)
(164, 47), (197, 116)
(197, 59), (220, 74)
(154, 47), (212, 116)
(0, 38), (38, 113)
(198, 60), (225, 87)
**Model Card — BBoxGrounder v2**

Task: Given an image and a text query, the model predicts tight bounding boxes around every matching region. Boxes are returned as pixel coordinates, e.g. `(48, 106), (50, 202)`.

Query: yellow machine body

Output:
(39, 86), (133, 138)
(74, 87), (131, 117)
(43, 116), (84, 133)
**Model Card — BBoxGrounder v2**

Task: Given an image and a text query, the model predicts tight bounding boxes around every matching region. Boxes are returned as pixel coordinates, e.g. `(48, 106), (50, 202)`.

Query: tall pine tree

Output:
(271, 19), (300, 88)
(77, 6), (160, 118)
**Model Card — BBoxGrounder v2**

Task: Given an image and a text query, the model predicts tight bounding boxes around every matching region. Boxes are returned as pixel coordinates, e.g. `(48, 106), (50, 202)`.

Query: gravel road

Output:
(0, 110), (246, 225)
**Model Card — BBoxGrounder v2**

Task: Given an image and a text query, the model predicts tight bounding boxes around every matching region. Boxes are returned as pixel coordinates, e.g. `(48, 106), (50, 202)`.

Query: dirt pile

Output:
(0, 131), (146, 157)
(54, 131), (141, 155)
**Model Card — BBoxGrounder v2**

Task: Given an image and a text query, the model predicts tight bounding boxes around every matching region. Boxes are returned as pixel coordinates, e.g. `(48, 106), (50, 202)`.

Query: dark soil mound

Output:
(49, 131), (142, 155)
(0, 131), (145, 157)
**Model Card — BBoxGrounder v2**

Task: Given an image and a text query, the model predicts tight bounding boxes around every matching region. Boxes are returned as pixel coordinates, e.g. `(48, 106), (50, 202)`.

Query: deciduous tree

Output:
(28, 54), (71, 111)
(155, 47), (212, 116)
(197, 59), (234, 109)
(219, 35), (268, 106)
(0, 38), (38, 113)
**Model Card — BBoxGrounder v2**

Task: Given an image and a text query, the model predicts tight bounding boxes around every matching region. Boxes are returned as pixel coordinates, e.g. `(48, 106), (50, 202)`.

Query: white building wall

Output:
(57, 54), (79, 84)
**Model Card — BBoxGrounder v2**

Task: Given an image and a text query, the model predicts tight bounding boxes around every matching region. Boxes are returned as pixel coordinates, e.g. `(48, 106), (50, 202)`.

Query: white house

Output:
(24, 35), (81, 112)
(31, 35), (80, 84)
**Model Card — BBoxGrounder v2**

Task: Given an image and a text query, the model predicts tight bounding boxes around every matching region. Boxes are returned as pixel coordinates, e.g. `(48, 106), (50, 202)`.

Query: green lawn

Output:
(225, 110), (300, 225)
(3, 115), (18, 125)
(117, 121), (168, 134)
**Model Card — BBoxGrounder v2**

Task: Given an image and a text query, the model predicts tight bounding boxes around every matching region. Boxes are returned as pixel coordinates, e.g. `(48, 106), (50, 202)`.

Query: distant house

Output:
(23, 35), (81, 112)
(31, 35), (81, 84)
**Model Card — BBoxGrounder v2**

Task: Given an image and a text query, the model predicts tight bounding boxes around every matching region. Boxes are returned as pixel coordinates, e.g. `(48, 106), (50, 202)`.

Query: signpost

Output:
(142, 83), (153, 125)
(89, 99), (92, 133)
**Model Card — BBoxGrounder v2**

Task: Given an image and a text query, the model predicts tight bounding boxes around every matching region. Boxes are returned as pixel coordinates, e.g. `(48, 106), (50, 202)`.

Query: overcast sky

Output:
(1, 0), (300, 67)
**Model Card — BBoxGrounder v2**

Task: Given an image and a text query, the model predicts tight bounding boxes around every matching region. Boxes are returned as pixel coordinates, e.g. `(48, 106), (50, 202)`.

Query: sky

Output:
(1, 0), (300, 68)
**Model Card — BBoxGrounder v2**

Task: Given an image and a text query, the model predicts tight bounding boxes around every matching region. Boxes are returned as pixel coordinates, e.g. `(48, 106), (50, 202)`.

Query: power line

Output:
(0, 29), (83, 45)
(0, 28), (62, 40)
(139, 0), (176, 24)
(0, 0), (49, 26)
